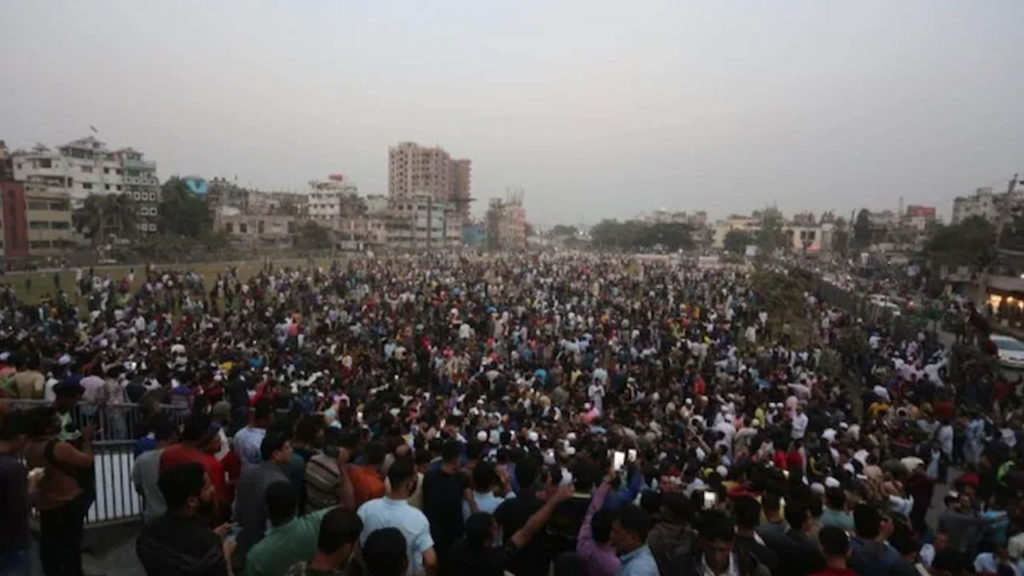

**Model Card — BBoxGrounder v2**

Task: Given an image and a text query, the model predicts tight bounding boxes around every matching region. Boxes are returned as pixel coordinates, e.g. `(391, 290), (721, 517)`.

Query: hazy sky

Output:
(2, 1), (1023, 225)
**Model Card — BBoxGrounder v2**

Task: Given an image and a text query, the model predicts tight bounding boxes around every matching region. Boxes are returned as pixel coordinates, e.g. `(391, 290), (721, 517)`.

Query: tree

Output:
(295, 221), (332, 250)
(831, 216), (850, 258)
(551, 224), (578, 238)
(159, 177), (212, 238)
(925, 216), (996, 270)
(756, 209), (787, 255)
(589, 219), (695, 251)
(75, 193), (138, 246)
(853, 209), (872, 248)
(723, 229), (753, 255)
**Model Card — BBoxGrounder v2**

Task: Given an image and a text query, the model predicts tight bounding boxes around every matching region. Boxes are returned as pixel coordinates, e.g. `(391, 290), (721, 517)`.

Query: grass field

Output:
(0, 257), (341, 305)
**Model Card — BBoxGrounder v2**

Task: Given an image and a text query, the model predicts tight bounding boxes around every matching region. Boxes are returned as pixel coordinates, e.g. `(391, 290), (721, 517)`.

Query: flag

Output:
(89, 125), (98, 133)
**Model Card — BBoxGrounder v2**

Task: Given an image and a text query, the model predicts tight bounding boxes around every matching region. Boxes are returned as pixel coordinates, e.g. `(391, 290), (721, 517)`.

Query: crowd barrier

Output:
(3, 399), (191, 442)
(3, 399), (190, 526)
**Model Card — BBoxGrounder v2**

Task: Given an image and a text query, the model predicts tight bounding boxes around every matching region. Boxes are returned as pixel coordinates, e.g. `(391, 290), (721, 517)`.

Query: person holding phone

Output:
(25, 402), (95, 576)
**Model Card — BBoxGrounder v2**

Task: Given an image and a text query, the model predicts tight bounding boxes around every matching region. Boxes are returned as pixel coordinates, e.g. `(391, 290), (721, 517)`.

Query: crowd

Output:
(0, 253), (1023, 576)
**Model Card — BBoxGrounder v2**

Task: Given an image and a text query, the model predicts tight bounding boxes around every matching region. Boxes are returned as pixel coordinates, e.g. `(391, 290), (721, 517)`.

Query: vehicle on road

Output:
(990, 334), (1024, 369)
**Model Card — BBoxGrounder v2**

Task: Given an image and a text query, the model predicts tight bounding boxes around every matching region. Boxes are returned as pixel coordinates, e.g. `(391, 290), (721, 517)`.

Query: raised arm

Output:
(511, 485), (574, 550)
(578, 481), (612, 549)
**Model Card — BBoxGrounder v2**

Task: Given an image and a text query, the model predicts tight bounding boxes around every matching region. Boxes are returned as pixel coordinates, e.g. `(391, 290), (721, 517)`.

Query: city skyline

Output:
(2, 1), (1022, 224)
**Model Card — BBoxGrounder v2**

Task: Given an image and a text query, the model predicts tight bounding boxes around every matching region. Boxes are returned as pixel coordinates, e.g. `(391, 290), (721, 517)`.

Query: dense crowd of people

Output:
(0, 253), (1023, 576)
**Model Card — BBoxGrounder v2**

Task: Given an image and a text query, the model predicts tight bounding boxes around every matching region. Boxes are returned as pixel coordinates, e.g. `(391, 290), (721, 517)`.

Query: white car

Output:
(991, 334), (1024, 369)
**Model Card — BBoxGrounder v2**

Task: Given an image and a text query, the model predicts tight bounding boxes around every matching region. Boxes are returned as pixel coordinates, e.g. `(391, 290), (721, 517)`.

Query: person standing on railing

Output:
(25, 402), (96, 576)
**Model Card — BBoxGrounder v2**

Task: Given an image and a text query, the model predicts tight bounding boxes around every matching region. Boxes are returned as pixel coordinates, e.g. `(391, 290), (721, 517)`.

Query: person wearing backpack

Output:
(25, 400), (96, 576)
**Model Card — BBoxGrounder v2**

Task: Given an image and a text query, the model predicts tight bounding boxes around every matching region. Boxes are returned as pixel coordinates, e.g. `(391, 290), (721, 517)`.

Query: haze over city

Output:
(2, 0), (1023, 224)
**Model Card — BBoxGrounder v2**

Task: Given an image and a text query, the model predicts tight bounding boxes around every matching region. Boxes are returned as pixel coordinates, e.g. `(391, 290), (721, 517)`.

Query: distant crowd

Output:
(1, 253), (1023, 576)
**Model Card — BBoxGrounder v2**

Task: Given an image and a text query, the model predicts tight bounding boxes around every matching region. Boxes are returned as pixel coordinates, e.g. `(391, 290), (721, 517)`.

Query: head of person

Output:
(296, 414), (325, 449)
(818, 525), (850, 560)
(53, 382), (84, 412)
(514, 457), (539, 492)
(315, 507), (363, 568)
(160, 462), (213, 516)
(260, 428), (293, 465)
(825, 487), (846, 511)
(732, 495), (762, 533)
(464, 512), (498, 549)
(853, 504), (883, 540)
(472, 461), (499, 493)
(387, 456), (418, 498)
(153, 418), (177, 446)
(253, 397), (274, 427)
(440, 440), (461, 466)
(0, 409), (28, 451)
(365, 441), (387, 471)
(660, 492), (694, 527)
(362, 528), (408, 576)
(28, 406), (60, 438)
(265, 481), (298, 527)
(784, 502), (811, 535)
(610, 505), (653, 555)
(761, 491), (782, 519)
(699, 510), (736, 573)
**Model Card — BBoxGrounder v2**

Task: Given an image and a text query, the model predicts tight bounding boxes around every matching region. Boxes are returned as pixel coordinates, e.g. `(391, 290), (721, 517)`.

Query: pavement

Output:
(30, 523), (144, 576)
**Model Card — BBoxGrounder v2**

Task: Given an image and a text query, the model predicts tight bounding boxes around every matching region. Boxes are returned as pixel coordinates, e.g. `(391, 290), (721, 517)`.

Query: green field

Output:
(0, 257), (341, 305)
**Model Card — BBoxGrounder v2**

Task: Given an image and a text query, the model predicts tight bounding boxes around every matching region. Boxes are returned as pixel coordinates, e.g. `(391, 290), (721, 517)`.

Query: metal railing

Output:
(3, 400), (191, 526)
(3, 399), (190, 442)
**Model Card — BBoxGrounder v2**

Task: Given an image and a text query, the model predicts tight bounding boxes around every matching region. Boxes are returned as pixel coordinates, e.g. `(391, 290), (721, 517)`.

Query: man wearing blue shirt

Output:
(610, 506), (658, 576)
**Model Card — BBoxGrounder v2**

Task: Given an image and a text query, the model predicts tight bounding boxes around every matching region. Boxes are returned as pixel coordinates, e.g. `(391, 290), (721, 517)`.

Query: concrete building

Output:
(308, 175), (360, 226)
(711, 212), (834, 254)
(387, 142), (473, 250)
(389, 142), (453, 199)
(486, 190), (527, 250)
(10, 136), (160, 234)
(386, 194), (455, 251)
(952, 181), (1023, 225)
(214, 208), (297, 249)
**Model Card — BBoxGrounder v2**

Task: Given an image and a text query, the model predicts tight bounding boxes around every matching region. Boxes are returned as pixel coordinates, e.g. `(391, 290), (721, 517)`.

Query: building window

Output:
(116, 169), (123, 175)
(28, 201), (48, 211)
(39, 159), (52, 169)
(104, 167), (110, 174)
(29, 221), (49, 230)
(116, 185), (122, 191)
(81, 165), (93, 173)
(82, 183), (93, 190)
(51, 221), (70, 230)
(239, 223), (248, 234)
(30, 240), (52, 249)
(225, 223), (233, 234)
(105, 184), (111, 190)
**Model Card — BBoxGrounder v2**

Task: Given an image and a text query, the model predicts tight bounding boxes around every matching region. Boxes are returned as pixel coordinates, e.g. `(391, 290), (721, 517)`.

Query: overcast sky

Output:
(2, 1), (1022, 225)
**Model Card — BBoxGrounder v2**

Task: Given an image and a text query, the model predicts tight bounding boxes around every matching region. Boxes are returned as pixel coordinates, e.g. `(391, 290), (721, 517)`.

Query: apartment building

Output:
(386, 194), (455, 251)
(486, 191), (527, 250)
(10, 136), (160, 234)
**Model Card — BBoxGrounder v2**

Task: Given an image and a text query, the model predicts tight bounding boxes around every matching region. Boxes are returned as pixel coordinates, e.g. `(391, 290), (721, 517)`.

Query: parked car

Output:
(990, 334), (1024, 369)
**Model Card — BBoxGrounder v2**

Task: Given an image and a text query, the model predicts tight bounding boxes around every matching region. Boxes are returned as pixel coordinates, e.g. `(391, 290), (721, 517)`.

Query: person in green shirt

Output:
(285, 507), (364, 576)
(246, 481), (334, 576)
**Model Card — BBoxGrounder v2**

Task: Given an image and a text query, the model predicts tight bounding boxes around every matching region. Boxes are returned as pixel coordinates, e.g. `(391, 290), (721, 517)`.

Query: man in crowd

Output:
(285, 507), (364, 576)
(235, 428), (293, 564)
(137, 462), (231, 576)
(609, 506), (658, 576)
(132, 418), (176, 523)
(0, 410), (30, 576)
(245, 481), (336, 576)
(358, 457), (438, 576)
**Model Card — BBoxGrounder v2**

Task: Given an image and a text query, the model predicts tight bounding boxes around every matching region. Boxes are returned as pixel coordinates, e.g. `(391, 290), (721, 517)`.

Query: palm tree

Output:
(75, 193), (138, 246)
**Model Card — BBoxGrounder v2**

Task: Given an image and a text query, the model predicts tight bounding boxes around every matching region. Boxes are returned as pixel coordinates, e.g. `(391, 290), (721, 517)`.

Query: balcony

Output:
(121, 158), (156, 171)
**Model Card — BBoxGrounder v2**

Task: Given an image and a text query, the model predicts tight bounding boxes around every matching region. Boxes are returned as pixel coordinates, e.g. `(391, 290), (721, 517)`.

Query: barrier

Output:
(2, 399), (190, 442)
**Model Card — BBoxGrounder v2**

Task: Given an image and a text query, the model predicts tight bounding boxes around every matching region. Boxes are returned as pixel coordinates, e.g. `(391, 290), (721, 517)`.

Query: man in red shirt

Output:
(160, 414), (227, 518)
(810, 526), (856, 576)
